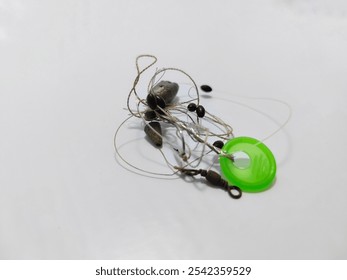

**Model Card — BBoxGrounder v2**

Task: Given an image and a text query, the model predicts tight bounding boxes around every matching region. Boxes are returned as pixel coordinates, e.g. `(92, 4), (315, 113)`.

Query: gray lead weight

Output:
(144, 121), (163, 148)
(151, 81), (179, 105)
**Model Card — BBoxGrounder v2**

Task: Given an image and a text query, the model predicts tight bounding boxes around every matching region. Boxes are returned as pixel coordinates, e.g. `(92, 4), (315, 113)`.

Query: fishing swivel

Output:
(175, 167), (242, 199)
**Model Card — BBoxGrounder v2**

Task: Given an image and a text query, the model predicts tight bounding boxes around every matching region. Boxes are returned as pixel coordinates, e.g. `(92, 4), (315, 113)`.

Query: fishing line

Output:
(114, 55), (291, 198)
(203, 91), (292, 144)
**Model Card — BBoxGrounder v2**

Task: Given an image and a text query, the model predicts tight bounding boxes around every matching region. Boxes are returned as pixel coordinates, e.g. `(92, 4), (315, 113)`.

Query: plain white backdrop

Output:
(1, 0), (347, 259)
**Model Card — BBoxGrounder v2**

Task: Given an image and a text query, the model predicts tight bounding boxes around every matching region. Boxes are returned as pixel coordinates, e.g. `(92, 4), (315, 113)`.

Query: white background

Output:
(1, 0), (347, 259)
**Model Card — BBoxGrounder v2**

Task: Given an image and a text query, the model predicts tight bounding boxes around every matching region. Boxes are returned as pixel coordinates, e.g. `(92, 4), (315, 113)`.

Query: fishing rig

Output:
(114, 55), (287, 200)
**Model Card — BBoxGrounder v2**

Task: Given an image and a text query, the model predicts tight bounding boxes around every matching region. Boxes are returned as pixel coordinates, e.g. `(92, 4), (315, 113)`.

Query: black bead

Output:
(213, 140), (224, 149)
(144, 110), (157, 121)
(155, 107), (166, 115)
(196, 105), (205, 118)
(146, 93), (157, 110)
(200, 85), (212, 92)
(187, 103), (197, 112)
(156, 96), (166, 109)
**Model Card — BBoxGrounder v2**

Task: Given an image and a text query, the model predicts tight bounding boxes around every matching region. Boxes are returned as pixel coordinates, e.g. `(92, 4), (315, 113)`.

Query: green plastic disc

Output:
(219, 136), (276, 192)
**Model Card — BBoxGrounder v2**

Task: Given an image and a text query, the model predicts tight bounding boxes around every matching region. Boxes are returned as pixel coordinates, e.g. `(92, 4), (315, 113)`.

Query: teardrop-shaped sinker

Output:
(144, 121), (163, 147)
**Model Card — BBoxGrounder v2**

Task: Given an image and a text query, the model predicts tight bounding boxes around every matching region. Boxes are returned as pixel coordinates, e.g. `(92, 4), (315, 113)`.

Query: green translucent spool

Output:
(219, 136), (276, 192)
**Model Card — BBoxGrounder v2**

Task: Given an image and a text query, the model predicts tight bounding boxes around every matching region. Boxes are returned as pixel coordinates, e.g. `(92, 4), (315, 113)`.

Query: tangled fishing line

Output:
(114, 55), (291, 199)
